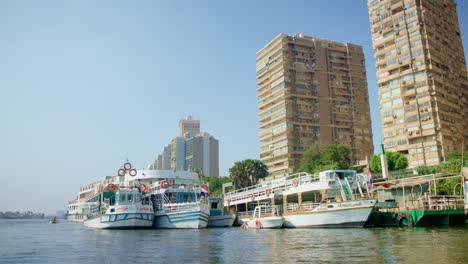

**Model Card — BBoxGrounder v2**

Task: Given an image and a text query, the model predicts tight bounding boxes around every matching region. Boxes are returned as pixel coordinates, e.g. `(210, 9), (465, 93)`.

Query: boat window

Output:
(184, 194), (192, 202)
(211, 202), (218, 209)
(119, 194), (126, 203)
(127, 194), (133, 202)
(135, 193), (141, 201)
(336, 172), (345, 180)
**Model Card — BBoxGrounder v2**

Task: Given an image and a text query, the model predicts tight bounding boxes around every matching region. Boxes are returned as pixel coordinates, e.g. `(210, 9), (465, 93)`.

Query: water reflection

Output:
(1, 220), (467, 263)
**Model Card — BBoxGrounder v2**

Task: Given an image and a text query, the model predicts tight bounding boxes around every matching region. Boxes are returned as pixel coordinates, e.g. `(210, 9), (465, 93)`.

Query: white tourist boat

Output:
(129, 169), (211, 229)
(207, 197), (236, 227)
(241, 205), (284, 229)
(83, 186), (154, 229)
(66, 200), (90, 222)
(224, 170), (376, 228)
(66, 181), (102, 222)
(150, 180), (210, 229)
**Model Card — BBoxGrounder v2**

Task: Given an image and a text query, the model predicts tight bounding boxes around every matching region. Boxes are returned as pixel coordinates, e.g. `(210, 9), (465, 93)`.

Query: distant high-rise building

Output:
(152, 154), (162, 170)
(185, 132), (219, 177)
(171, 137), (186, 171)
(149, 117), (218, 175)
(161, 145), (171, 170)
(368, 0), (468, 168)
(179, 116), (200, 139)
(257, 33), (374, 177)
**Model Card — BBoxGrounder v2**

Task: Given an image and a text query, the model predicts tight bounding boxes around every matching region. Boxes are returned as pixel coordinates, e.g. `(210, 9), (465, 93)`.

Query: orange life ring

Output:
(129, 169), (137, 177)
(106, 183), (117, 192)
(117, 168), (126, 176)
(160, 180), (170, 189)
(255, 220), (263, 229)
(123, 162), (132, 170)
(293, 178), (299, 187)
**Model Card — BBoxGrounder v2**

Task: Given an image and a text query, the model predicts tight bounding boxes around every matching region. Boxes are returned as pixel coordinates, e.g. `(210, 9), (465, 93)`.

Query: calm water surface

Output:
(1, 219), (467, 263)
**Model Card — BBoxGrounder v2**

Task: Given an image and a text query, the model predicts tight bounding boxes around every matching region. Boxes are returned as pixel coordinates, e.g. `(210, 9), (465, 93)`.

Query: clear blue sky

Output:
(1, 0), (467, 214)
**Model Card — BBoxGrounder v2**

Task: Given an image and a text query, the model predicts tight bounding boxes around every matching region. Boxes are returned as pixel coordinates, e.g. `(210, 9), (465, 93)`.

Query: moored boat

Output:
(83, 186), (154, 229)
(241, 205), (283, 229)
(150, 179), (210, 229)
(207, 197), (236, 227)
(225, 170), (376, 228)
(282, 199), (376, 227)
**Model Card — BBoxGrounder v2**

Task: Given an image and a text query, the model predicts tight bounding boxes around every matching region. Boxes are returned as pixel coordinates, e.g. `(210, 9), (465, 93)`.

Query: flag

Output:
(134, 179), (142, 193)
(200, 184), (210, 197)
(134, 179), (140, 188)
(367, 168), (373, 187)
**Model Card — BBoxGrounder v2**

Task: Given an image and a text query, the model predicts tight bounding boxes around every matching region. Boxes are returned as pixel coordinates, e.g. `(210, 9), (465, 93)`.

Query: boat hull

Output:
(245, 217), (284, 229)
(283, 200), (375, 228)
(83, 213), (154, 229)
(207, 214), (236, 227)
(153, 210), (209, 229)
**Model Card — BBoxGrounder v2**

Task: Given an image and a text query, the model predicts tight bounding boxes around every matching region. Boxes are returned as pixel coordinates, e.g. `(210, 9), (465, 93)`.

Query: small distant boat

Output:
(49, 216), (57, 224)
(241, 205), (284, 229)
(207, 197), (236, 227)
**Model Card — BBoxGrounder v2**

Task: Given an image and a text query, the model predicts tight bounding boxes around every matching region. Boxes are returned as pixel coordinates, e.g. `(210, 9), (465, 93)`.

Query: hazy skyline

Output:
(1, 0), (467, 214)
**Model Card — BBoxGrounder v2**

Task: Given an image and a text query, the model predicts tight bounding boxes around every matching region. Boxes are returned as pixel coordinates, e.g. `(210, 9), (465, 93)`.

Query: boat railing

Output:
(425, 195), (464, 210)
(301, 201), (321, 211)
(287, 203), (299, 212)
(162, 202), (201, 213)
(236, 211), (253, 218)
(224, 172), (321, 203)
(225, 172), (312, 196)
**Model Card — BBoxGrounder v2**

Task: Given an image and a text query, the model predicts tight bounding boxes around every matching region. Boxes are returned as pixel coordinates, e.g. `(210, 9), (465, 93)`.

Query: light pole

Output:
(380, 143), (389, 179)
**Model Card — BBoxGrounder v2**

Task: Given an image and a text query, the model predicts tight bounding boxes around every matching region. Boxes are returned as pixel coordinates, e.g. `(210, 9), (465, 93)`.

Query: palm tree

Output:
(229, 159), (268, 189)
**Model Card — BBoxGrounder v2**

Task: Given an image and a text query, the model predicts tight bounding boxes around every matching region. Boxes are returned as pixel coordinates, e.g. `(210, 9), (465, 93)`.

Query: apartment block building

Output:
(148, 117), (219, 176)
(257, 33), (374, 177)
(368, 0), (468, 168)
(185, 132), (219, 177)
(179, 115), (200, 139)
(171, 137), (186, 171)
(150, 144), (172, 170)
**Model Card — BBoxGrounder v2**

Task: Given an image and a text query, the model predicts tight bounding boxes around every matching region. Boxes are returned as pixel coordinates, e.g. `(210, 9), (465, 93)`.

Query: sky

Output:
(1, 0), (467, 214)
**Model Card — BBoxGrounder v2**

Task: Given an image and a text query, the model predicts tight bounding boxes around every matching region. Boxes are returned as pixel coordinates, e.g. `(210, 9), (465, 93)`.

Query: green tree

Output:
(229, 159), (268, 189)
(205, 176), (231, 197)
(415, 150), (466, 176)
(298, 144), (351, 173)
(369, 151), (409, 172)
(434, 178), (461, 195)
(447, 151), (468, 164)
(369, 155), (382, 173)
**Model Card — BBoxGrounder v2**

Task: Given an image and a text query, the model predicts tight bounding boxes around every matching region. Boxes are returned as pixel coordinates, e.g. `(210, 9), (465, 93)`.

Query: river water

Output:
(0, 219), (467, 263)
